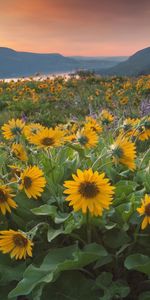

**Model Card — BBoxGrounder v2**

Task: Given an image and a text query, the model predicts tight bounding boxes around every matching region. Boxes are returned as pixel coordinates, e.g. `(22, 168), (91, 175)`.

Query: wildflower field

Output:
(0, 73), (150, 300)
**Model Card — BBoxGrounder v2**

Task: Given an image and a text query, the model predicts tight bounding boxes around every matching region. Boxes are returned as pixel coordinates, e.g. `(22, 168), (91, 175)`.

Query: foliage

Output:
(0, 74), (150, 299)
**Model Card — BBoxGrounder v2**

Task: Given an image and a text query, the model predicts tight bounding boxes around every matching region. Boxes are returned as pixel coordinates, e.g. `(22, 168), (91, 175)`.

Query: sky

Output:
(0, 0), (150, 56)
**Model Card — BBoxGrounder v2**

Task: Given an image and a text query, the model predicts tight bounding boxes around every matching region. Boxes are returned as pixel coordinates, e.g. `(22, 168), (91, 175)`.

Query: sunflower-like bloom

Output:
(64, 169), (115, 216)
(64, 134), (77, 143)
(8, 165), (22, 181)
(11, 143), (28, 162)
(111, 135), (136, 170)
(0, 185), (17, 215)
(23, 123), (45, 139)
(99, 110), (114, 125)
(63, 122), (78, 135)
(28, 127), (64, 149)
(121, 118), (138, 137)
(19, 166), (46, 199)
(136, 118), (150, 141)
(77, 127), (98, 148)
(0, 230), (33, 259)
(137, 195), (150, 229)
(137, 126), (149, 141)
(85, 116), (102, 134)
(1, 119), (25, 140)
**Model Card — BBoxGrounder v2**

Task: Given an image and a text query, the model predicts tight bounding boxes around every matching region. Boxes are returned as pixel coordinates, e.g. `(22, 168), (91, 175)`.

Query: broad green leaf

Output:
(96, 272), (113, 288)
(0, 253), (26, 285)
(125, 254), (150, 275)
(31, 204), (57, 217)
(47, 227), (64, 242)
(103, 228), (130, 249)
(115, 180), (138, 200)
(9, 243), (107, 297)
(41, 271), (99, 300)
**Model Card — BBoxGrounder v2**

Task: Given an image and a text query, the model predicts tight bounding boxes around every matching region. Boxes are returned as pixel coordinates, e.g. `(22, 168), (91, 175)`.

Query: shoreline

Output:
(0, 71), (77, 82)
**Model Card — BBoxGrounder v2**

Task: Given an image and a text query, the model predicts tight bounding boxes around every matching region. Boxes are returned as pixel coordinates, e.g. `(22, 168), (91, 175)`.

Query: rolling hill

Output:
(0, 47), (125, 78)
(0, 46), (149, 78)
(102, 47), (150, 76)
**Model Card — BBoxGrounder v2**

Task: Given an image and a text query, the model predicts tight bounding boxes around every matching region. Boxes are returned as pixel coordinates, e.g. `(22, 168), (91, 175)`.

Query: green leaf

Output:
(125, 254), (150, 275)
(99, 280), (130, 300)
(115, 180), (138, 199)
(96, 272), (113, 288)
(9, 243), (107, 297)
(0, 253), (26, 285)
(139, 291), (150, 300)
(103, 228), (130, 249)
(94, 255), (112, 269)
(31, 204), (57, 217)
(54, 212), (70, 224)
(115, 202), (133, 222)
(47, 227), (64, 242)
(41, 271), (99, 300)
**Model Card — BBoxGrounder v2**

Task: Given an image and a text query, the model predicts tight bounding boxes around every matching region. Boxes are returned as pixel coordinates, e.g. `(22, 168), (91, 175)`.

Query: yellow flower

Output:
(8, 165), (22, 181)
(88, 95), (94, 102)
(1, 119), (25, 140)
(24, 123), (45, 139)
(29, 127), (64, 149)
(121, 118), (138, 137)
(19, 166), (46, 199)
(11, 143), (28, 162)
(136, 118), (150, 141)
(64, 169), (115, 216)
(85, 117), (102, 134)
(100, 110), (114, 125)
(77, 127), (98, 148)
(64, 134), (77, 143)
(111, 135), (136, 170)
(0, 230), (33, 259)
(0, 185), (17, 215)
(120, 96), (128, 105)
(137, 195), (150, 229)
(95, 89), (100, 96)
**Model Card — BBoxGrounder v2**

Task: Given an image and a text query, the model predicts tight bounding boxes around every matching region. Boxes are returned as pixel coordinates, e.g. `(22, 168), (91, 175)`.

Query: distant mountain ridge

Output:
(101, 47), (150, 76)
(0, 46), (149, 78)
(0, 47), (125, 78)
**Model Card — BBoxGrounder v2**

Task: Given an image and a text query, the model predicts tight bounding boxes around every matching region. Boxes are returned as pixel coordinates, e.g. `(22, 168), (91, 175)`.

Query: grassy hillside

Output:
(101, 47), (150, 76)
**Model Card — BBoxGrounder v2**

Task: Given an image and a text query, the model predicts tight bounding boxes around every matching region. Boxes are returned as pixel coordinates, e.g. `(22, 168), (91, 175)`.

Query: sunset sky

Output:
(0, 0), (150, 56)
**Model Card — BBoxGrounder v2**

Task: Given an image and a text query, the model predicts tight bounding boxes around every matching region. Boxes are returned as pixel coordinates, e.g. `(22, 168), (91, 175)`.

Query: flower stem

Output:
(86, 210), (92, 243)
(139, 148), (150, 169)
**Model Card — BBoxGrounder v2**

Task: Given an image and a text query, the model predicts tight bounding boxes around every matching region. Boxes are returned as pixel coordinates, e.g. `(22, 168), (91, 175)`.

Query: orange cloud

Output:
(0, 0), (150, 55)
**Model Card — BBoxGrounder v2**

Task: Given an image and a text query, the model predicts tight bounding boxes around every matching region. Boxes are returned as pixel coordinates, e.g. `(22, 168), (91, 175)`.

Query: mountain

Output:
(1, 46), (149, 78)
(71, 56), (127, 62)
(101, 47), (150, 76)
(0, 47), (124, 78)
(0, 48), (78, 78)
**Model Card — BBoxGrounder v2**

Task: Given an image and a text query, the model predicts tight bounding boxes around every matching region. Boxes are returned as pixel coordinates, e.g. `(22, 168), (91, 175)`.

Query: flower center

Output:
(138, 126), (144, 133)
(145, 203), (150, 216)
(24, 176), (32, 189)
(112, 146), (124, 158)
(13, 234), (28, 247)
(32, 128), (39, 134)
(78, 135), (89, 145)
(79, 181), (99, 198)
(123, 124), (132, 131)
(91, 126), (97, 132)
(41, 137), (54, 146)
(144, 121), (150, 129)
(11, 126), (22, 135)
(0, 189), (7, 203)
(102, 118), (110, 125)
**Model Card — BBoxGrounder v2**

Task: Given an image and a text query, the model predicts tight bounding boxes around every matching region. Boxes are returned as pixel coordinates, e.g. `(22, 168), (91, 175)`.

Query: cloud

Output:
(0, 0), (150, 55)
